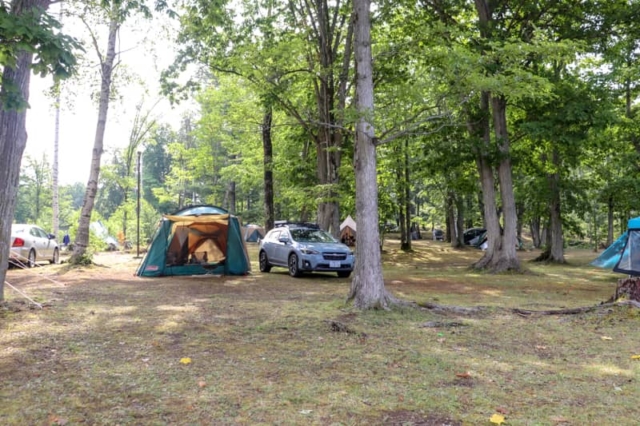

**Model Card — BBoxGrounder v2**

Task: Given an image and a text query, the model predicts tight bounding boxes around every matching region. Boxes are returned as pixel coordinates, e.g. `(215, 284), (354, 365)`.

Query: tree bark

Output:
(606, 196), (614, 247)
(469, 92), (501, 269)
(547, 147), (565, 262)
(403, 139), (412, 250)
(262, 106), (275, 231)
(455, 194), (465, 247)
(530, 216), (541, 249)
(0, 0), (51, 300)
(490, 95), (521, 271)
(71, 7), (119, 262)
(347, 0), (396, 310)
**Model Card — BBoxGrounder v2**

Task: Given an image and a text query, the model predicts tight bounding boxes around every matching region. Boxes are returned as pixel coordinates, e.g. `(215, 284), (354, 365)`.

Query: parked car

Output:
(463, 227), (486, 245)
(432, 229), (444, 241)
(258, 222), (355, 278)
(9, 224), (60, 267)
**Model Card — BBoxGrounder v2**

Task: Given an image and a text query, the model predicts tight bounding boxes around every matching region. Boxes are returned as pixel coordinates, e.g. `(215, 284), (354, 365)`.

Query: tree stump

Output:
(613, 277), (640, 302)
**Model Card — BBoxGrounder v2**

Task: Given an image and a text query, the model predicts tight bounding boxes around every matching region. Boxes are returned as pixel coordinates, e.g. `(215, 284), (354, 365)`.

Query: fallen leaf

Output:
(496, 407), (509, 415)
(180, 357), (192, 364)
(49, 416), (68, 425)
(456, 372), (471, 378)
(600, 336), (613, 341)
(630, 355), (640, 360)
(198, 381), (206, 388)
(550, 415), (570, 423)
(490, 413), (505, 424)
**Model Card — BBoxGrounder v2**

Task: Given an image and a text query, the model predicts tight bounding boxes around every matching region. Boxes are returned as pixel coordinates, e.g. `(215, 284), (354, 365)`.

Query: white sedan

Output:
(10, 224), (60, 267)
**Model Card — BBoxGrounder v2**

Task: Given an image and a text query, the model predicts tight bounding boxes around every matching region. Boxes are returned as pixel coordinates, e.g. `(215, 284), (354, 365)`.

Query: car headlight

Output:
(300, 247), (319, 255)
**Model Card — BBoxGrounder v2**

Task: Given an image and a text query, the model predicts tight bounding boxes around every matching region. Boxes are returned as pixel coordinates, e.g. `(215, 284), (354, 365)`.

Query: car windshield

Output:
(290, 228), (336, 243)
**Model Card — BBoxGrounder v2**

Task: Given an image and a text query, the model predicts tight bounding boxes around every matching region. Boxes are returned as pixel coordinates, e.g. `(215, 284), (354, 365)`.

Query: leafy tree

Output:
(70, 0), (164, 263)
(142, 123), (176, 213)
(0, 0), (79, 301)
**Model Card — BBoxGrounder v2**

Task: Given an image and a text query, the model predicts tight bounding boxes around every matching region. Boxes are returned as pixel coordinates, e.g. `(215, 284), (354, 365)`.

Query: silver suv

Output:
(258, 222), (355, 278)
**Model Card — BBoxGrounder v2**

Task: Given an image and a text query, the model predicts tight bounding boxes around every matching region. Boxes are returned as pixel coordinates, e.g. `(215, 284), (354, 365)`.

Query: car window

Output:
(30, 227), (39, 238)
(290, 229), (336, 243)
(268, 230), (280, 241)
(36, 228), (49, 239)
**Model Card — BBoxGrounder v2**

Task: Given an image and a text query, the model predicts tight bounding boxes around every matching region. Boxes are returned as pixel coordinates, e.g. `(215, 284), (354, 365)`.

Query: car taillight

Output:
(12, 237), (25, 247)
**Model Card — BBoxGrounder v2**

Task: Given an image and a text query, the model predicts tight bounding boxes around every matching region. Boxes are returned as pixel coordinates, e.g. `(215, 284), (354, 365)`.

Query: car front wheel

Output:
(288, 253), (302, 277)
(50, 248), (59, 265)
(27, 249), (36, 268)
(259, 251), (271, 272)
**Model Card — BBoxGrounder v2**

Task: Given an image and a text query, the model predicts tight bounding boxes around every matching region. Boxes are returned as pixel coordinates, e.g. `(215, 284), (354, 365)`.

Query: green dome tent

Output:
(135, 205), (251, 277)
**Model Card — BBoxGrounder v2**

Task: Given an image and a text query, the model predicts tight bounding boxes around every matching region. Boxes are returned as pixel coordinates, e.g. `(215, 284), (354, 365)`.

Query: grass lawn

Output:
(1, 239), (638, 425)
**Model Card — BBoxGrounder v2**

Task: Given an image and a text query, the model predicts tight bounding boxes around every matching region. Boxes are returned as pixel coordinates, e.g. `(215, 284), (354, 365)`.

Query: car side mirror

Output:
(278, 236), (290, 244)
(48, 233), (56, 239)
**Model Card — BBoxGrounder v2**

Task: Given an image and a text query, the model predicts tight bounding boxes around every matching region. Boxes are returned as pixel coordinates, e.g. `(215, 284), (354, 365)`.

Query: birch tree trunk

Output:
(347, 0), (396, 310)
(71, 7), (119, 262)
(0, 0), (52, 300)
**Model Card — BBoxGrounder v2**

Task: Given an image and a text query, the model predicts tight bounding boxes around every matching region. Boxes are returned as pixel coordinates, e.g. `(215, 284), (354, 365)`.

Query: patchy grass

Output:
(1, 240), (638, 425)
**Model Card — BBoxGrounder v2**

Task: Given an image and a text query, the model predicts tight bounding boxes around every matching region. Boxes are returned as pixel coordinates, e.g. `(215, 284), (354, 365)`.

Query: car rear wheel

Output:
(259, 251), (271, 272)
(337, 271), (351, 278)
(288, 253), (302, 277)
(27, 249), (36, 268)
(50, 248), (59, 265)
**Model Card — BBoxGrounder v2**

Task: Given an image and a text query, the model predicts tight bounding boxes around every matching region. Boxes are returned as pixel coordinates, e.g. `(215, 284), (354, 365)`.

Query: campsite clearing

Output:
(1, 240), (638, 425)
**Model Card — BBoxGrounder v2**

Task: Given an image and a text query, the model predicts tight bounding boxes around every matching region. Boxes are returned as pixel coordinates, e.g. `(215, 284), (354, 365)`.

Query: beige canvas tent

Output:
(339, 215), (356, 246)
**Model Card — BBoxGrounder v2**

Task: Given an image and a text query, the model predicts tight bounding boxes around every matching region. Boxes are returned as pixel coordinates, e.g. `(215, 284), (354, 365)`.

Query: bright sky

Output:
(24, 8), (193, 186)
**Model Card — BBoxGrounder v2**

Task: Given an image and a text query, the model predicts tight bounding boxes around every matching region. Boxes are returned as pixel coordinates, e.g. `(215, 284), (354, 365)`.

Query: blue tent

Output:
(591, 216), (640, 275)
(135, 205), (251, 277)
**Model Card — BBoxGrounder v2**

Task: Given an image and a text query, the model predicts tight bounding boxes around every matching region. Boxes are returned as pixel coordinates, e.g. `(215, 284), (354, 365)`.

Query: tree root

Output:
(418, 302), (491, 316)
(513, 300), (640, 317)
(418, 300), (640, 318)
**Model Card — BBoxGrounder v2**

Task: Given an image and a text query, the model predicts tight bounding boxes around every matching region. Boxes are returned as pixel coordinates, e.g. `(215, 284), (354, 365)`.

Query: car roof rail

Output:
(274, 221), (320, 229)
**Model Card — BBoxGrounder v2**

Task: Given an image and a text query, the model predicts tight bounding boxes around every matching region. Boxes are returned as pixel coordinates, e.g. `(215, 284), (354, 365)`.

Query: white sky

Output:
(24, 8), (193, 185)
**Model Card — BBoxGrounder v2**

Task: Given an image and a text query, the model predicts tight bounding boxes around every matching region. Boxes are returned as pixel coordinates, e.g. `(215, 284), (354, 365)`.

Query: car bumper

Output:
(299, 255), (354, 272)
(9, 248), (30, 262)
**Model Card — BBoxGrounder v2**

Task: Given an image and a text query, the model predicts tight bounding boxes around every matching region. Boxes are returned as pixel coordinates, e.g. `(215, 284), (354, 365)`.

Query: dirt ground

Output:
(2, 242), (637, 425)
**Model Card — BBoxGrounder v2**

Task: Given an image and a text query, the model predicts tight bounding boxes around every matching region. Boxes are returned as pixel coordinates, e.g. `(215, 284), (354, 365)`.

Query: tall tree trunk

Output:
(403, 139), (412, 250)
(53, 85), (60, 240)
(530, 216), (541, 248)
(445, 190), (455, 243)
(0, 0), (51, 301)
(227, 181), (236, 214)
(71, 10), (118, 262)
(52, 4), (63, 242)
(455, 194), (465, 247)
(347, 0), (395, 309)
(490, 95), (521, 271)
(262, 106), (275, 231)
(547, 148), (565, 262)
(397, 159), (409, 250)
(606, 196), (614, 247)
(469, 92), (501, 269)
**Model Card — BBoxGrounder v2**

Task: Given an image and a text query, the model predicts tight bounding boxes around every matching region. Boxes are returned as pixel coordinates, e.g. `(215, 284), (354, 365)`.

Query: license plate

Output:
(329, 261), (340, 268)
